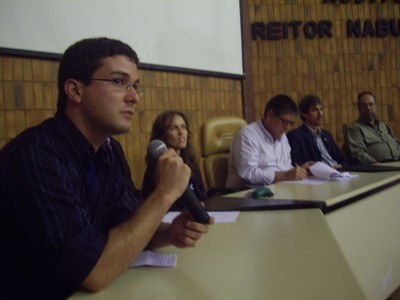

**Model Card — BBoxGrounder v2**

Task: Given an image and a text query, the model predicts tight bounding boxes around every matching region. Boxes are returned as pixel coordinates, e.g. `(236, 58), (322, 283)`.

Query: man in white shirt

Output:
(225, 94), (310, 189)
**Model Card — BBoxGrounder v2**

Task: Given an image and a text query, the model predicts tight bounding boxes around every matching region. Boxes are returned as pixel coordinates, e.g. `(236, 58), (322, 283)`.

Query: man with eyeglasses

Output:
(226, 94), (311, 189)
(287, 94), (348, 169)
(0, 37), (213, 299)
(345, 91), (400, 164)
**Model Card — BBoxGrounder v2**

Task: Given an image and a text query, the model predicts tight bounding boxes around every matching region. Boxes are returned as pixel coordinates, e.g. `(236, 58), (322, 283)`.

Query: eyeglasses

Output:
(90, 78), (144, 96)
(273, 112), (295, 127)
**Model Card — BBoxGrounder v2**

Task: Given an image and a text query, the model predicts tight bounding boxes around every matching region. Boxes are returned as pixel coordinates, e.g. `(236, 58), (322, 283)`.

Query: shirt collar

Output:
(257, 119), (282, 142)
(305, 124), (321, 137)
(54, 113), (110, 164)
(358, 117), (379, 127)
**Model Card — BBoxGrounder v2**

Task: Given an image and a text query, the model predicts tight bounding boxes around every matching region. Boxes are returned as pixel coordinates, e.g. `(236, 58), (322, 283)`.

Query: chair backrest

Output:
(201, 116), (247, 193)
(342, 123), (358, 164)
(341, 123), (348, 155)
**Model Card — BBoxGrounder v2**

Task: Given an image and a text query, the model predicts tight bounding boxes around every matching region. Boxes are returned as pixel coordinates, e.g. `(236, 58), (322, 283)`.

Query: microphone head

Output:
(147, 139), (168, 162)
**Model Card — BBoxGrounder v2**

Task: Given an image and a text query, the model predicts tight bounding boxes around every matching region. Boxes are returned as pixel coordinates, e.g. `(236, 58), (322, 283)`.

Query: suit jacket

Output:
(287, 124), (348, 167)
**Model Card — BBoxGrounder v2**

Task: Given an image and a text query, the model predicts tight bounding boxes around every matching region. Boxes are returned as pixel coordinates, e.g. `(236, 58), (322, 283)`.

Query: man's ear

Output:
(64, 79), (83, 104)
(265, 109), (274, 121)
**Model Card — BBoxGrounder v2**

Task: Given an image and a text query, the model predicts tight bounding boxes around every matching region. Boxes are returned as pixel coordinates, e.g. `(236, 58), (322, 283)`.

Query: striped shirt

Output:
(0, 113), (143, 299)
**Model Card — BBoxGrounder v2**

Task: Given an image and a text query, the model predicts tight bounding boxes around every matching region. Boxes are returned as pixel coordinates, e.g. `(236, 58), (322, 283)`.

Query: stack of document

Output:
(309, 162), (358, 180)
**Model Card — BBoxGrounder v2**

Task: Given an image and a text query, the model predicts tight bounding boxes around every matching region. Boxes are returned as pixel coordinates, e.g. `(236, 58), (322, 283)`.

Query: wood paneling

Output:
(1, 2), (400, 189)
(248, 1), (400, 149)
(0, 57), (243, 188)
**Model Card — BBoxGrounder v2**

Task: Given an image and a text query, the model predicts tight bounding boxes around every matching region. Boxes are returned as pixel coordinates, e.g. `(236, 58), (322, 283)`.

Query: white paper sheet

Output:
(162, 211), (239, 223)
(309, 162), (359, 180)
(283, 177), (329, 185)
(129, 250), (177, 268)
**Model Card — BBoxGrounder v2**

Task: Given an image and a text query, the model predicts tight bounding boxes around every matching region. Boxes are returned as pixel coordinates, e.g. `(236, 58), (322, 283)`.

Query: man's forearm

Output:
(274, 171), (285, 182)
(147, 222), (171, 248)
(82, 190), (174, 292)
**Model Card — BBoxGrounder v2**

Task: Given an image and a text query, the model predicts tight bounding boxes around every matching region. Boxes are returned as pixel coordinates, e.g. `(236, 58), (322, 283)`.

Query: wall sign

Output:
(252, 1), (399, 40)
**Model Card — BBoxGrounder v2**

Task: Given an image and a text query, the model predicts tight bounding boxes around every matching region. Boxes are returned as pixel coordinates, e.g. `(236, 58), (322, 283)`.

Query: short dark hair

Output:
(357, 91), (376, 107)
(298, 94), (323, 121)
(56, 37), (139, 114)
(263, 94), (298, 117)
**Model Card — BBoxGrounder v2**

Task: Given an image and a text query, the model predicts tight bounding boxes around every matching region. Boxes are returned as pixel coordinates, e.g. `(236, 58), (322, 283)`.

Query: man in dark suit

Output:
(287, 94), (348, 169)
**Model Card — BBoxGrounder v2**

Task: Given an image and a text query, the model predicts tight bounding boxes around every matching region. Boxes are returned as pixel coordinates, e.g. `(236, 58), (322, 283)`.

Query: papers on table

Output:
(162, 211), (239, 223)
(309, 162), (359, 181)
(130, 250), (177, 268)
(130, 212), (240, 269)
(285, 162), (359, 185)
(285, 177), (330, 185)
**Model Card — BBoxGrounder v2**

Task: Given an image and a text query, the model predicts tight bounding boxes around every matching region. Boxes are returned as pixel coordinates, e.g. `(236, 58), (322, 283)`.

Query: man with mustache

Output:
(345, 91), (400, 164)
(287, 94), (348, 169)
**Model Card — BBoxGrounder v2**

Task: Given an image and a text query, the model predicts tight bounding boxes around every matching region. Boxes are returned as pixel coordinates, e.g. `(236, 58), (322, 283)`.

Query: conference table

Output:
(71, 209), (365, 300)
(217, 163), (400, 300)
(71, 163), (400, 300)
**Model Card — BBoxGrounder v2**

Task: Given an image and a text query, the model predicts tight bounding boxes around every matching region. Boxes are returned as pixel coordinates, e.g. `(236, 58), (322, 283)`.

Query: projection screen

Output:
(0, 0), (244, 77)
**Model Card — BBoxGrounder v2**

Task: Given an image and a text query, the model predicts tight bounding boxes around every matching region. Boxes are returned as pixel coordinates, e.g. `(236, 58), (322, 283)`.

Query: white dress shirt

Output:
(225, 120), (292, 189)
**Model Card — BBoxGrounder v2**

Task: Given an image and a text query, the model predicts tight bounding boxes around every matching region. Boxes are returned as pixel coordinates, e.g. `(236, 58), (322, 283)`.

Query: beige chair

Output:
(342, 123), (357, 164)
(201, 116), (247, 196)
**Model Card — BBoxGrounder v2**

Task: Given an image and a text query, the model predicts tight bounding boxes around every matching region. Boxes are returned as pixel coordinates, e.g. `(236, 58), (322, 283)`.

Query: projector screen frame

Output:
(0, 0), (246, 80)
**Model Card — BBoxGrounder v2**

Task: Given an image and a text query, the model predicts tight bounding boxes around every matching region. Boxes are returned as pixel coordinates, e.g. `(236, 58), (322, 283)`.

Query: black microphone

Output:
(147, 139), (210, 224)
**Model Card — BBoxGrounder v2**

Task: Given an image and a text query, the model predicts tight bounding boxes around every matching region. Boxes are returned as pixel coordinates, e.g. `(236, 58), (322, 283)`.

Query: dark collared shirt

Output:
(0, 114), (143, 299)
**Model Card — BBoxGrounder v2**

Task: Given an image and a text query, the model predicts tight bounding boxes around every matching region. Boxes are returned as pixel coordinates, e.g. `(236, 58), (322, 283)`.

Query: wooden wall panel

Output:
(0, 57), (243, 189)
(2, 2), (400, 190)
(248, 1), (400, 150)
